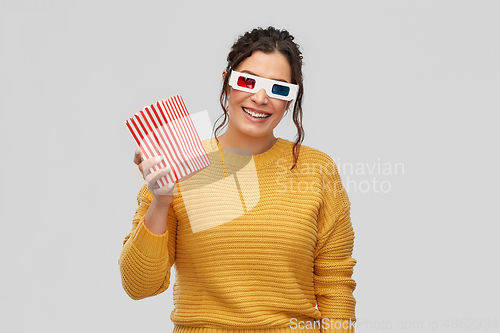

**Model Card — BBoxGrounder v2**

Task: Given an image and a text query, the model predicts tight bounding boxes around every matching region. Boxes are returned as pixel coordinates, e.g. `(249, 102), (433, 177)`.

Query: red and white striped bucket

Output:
(125, 95), (211, 188)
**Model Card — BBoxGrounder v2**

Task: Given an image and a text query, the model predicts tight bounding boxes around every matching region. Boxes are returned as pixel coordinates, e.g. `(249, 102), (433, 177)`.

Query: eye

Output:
(271, 84), (290, 96)
(237, 76), (256, 89)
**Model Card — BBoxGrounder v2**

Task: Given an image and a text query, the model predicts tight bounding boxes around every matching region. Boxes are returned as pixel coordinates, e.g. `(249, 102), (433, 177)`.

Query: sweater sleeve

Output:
(313, 158), (357, 333)
(118, 184), (178, 300)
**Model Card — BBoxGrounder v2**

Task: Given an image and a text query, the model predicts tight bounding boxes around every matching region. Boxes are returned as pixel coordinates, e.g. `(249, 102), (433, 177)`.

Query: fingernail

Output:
(167, 183), (174, 189)
(163, 167), (171, 173)
(155, 156), (164, 162)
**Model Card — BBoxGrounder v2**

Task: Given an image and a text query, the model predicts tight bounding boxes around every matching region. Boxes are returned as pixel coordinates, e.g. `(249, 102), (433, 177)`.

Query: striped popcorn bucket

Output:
(125, 95), (211, 188)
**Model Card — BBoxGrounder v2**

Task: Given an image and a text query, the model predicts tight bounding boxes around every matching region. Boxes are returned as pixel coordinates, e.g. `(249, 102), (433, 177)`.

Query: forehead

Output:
(235, 51), (292, 83)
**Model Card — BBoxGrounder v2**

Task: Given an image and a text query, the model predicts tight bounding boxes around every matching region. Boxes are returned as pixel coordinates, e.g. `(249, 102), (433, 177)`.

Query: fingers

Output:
(145, 162), (171, 187)
(133, 148), (142, 165)
(138, 155), (165, 179)
(141, 155), (165, 172)
(133, 148), (175, 199)
(145, 165), (175, 197)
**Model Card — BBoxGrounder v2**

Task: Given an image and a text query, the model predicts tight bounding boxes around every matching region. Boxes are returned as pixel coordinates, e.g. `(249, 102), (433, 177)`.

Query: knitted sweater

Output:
(119, 137), (357, 333)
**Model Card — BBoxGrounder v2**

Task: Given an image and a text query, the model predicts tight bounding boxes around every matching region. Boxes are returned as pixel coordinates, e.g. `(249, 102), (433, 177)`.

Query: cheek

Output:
(271, 100), (288, 112)
(229, 89), (249, 105)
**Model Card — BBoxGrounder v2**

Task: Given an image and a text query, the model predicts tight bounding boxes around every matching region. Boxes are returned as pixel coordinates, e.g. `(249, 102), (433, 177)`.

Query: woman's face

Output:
(225, 51), (292, 140)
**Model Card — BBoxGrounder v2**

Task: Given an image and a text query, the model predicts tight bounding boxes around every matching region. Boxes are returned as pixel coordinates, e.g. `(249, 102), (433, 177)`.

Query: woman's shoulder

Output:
(289, 139), (336, 165)
(273, 138), (339, 177)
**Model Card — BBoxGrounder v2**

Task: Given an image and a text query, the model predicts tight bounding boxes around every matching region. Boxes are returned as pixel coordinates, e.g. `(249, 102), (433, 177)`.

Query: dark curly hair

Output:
(213, 26), (304, 172)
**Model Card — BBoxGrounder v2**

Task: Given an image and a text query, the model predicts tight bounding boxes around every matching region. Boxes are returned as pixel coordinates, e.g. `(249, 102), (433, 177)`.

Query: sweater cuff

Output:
(130, 215), (169, 259)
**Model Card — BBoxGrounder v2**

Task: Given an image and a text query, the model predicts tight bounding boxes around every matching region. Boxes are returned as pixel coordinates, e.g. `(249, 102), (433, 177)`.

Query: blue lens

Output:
(271, 84), (290, 96)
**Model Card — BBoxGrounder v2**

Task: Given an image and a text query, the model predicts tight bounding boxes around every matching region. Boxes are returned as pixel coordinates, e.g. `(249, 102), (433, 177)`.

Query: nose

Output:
(251, 89), (269, 104)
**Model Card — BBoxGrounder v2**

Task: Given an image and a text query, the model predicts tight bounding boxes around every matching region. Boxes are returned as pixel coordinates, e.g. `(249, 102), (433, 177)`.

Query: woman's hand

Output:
(133, 149), (174, 207)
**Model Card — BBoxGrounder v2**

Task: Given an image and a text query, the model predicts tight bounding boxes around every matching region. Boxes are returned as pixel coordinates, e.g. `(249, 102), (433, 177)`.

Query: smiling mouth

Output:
(242, 107), (271, 119)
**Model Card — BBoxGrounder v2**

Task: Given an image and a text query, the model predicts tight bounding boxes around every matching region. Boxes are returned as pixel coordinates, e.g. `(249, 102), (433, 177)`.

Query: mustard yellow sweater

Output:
(119, 137), (356, 333)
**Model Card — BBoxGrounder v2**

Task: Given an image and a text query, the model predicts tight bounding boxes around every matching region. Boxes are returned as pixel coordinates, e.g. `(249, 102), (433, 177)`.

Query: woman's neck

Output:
(217, 126), (277, 155)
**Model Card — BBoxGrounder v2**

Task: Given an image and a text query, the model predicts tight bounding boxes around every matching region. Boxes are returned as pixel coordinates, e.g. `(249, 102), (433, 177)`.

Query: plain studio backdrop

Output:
(0, 1), (498, 332)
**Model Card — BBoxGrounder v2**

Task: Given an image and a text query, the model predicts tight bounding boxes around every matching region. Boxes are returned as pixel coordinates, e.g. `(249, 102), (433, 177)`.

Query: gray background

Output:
(1, 1), (498, 332)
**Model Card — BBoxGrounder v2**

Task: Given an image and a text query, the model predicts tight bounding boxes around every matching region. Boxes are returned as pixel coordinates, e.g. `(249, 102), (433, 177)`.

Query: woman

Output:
(119, 26), (357, 333)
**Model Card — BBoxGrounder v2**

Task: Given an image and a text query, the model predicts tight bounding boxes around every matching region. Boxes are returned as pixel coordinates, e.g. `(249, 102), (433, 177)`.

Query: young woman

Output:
(119, 27), (357, 333)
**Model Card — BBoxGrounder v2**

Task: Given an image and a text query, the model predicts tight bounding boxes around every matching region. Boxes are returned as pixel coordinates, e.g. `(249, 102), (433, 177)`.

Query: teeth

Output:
(243, 107), (270, 118)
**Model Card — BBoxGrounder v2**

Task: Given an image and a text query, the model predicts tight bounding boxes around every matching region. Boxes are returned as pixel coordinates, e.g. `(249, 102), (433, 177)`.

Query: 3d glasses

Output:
(228, 70), (298, 101)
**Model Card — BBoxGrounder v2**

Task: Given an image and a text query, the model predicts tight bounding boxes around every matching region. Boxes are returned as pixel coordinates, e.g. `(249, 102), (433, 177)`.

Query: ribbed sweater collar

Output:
(214, 137), (291, 168)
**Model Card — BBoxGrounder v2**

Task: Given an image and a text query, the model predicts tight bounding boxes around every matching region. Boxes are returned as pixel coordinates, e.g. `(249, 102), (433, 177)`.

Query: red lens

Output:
(237, 76), (255, 89)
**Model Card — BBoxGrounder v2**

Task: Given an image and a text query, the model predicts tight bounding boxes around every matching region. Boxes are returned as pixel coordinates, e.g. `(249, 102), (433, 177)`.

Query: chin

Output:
(235, 119), (276, 138)
(238, 127), (271, 139)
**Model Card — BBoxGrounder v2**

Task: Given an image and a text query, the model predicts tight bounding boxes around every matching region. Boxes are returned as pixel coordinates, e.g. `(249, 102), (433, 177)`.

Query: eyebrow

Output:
(239, 70), (290, 83)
